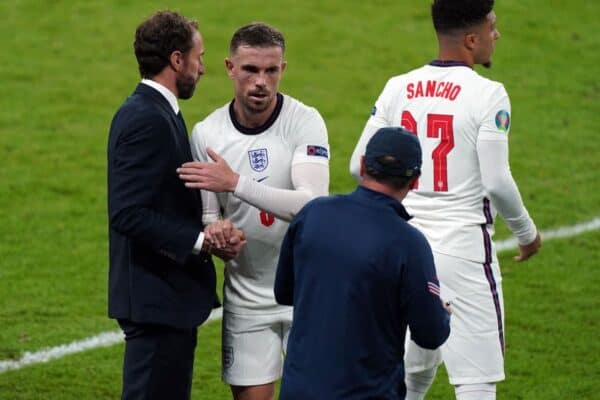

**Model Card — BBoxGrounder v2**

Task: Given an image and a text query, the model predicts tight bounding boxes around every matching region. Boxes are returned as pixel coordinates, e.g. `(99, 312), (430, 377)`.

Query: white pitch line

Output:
(495, 216), (600, 252)
(0, 307), (223, 374)
(1, 216), (599, 374)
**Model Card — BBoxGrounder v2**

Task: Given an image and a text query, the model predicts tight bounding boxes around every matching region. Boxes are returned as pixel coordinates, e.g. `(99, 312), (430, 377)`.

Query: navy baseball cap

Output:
(364, 127), (422, 177)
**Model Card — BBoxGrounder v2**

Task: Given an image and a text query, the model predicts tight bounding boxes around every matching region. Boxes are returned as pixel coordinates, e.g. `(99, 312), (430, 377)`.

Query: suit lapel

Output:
(134, 84), (204, 216)
(134, 84), (192, 160)
(174, 111), (195, 161)
(175, 111), (204, 212)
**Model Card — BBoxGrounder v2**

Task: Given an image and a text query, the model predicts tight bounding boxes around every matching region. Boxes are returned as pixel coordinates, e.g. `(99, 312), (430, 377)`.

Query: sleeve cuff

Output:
(191, 232), (205, 255)
(233, 174), (251, 198)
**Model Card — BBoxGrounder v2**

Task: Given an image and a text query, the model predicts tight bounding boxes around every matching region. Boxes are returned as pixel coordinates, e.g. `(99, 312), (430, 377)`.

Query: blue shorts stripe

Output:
(481, 225), (505, 356)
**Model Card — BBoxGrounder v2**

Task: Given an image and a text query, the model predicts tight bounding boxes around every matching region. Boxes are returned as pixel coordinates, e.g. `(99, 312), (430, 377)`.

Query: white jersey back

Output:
(191, 94), (329, 313)
(367, 64), (511, 262)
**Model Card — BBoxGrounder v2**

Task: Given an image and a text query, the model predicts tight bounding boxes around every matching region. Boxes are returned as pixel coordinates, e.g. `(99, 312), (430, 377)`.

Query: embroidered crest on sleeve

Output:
(495, 110), (510, 132)
(306, 145), (329, 158)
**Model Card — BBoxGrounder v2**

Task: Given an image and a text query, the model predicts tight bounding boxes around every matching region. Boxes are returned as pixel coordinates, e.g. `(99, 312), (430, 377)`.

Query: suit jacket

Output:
(107, 83), (217, 329)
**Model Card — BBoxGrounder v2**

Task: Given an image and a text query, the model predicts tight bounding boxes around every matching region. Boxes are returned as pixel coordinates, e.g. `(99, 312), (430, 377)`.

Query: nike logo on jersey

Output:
(255, 176), (269, 183)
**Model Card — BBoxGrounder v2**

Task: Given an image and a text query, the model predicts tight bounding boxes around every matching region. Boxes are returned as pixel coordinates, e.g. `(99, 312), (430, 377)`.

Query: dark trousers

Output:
(118, 319), (198, 400)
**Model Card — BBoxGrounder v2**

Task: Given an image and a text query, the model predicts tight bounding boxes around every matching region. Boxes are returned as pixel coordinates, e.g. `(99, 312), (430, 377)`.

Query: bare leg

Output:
(231, 383), (276, 400)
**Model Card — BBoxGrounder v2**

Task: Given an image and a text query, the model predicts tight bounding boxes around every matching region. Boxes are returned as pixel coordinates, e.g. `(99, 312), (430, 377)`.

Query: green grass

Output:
(0, 0), (599, 398)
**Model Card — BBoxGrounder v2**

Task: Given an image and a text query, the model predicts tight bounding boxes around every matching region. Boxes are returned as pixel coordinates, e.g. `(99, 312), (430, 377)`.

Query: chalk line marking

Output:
(1, 216), (599, 374)
(0, 308), (223, 373)
(495, 216), (600, 252)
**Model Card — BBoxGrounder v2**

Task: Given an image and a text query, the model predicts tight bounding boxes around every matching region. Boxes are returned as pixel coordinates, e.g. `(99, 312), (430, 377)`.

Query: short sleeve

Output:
(366, 77), (397, 128)
(478, 84), (511, 142)
(290, 107), (330, 166)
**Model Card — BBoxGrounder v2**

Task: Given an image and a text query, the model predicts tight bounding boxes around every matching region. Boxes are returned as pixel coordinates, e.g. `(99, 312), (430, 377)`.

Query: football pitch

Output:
(0, 0), (598, 399)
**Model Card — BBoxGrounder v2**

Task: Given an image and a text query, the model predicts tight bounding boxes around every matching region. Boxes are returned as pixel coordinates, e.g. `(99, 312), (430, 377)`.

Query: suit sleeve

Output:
(401, 233), (450, 350)
(108, 112), (200, 265)
(274, 216), (300, 306)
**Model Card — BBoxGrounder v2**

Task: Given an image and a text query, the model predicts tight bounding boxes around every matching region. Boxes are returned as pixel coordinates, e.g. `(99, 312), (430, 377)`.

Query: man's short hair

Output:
(365, 163), (417, 191)
(431, 0), (494, 34)
(134, 11), (199, 79)
(229, 22), (285, 55)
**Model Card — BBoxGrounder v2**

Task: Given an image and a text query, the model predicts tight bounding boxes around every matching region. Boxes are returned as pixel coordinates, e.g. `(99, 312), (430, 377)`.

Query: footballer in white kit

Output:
(179, 24), (330, 397)
(191, 92), (329, 385)
(350, 3), (540, 397)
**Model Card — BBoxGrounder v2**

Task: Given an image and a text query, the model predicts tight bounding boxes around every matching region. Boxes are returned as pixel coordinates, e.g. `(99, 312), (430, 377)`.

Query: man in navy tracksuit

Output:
(274, 127), (450, 399)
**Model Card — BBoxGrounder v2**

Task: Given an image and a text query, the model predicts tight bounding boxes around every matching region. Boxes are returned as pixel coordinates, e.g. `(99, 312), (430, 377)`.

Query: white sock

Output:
(455, 383), (496, 400)
(405, 367), (437, 400)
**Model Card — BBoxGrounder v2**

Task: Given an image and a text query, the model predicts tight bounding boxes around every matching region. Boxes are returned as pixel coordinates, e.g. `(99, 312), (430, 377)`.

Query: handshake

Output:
(202, 220), (246, 261)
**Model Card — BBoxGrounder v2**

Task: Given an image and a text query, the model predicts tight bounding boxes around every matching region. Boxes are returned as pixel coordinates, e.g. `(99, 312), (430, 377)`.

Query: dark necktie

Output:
(176, 111), (187, 135)
(176, 111), (203, 210)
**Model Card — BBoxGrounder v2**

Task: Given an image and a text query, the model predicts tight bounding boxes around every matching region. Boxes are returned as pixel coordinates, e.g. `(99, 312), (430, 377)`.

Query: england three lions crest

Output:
(248, 148), (268, 172)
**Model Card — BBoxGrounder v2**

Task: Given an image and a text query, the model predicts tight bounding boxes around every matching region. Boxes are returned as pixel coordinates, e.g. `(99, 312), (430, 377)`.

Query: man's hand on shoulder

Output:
(177, 148), (240, 193)
(514, 232), (541, 262)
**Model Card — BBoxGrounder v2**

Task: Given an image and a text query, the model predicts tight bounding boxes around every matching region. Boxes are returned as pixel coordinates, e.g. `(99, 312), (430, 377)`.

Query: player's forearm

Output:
(232, 162), (328, 222)
(486, 181), (537, 245)
(201, 189), (221, 225)
(234, 170), (326, 222)
(478, 139), (537, 245)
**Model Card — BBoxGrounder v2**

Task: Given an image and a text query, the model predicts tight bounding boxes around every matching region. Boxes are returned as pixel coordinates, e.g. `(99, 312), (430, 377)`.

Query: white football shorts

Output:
(221, 309), (293, 386)
(405, 251), (506, 385)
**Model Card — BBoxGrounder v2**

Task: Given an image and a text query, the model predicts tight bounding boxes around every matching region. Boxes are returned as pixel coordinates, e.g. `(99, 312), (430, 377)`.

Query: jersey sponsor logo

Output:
(495, 110), (510, 132)
(406, 80), (462, 101)
(371, 105), (377, 116)
(307, 145), (328, 158)
(248, 148), (268, 172)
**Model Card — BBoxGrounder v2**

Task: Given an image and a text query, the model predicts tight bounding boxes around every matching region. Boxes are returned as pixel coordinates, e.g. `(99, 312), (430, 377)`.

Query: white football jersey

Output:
(191, 93), (329, 313)
(360, 63), (513, 263)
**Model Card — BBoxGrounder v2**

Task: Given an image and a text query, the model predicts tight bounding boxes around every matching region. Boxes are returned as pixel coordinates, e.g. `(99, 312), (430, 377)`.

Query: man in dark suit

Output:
(107, 11), (245, 400)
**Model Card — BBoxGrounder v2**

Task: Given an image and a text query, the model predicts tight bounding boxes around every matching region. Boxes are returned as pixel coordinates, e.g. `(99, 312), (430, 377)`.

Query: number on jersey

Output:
(259, 211), (275, 227)
(401, 111), (455, 192)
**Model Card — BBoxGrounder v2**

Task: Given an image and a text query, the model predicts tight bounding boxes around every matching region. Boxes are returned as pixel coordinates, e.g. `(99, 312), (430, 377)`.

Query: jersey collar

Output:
(229, 93), (284, 135)
(429, 59), (472, 69)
